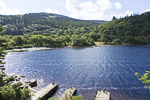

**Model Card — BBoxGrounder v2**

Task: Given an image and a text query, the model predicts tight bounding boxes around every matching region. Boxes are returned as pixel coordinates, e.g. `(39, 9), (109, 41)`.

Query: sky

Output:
(0, 0), (150, 20)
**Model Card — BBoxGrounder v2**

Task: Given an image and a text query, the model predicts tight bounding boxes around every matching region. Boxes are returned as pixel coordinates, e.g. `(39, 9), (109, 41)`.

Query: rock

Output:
(0, 65), (4, 67)
(29, 79), (37, 87)
(21, 75), (25, 78)
(0, 68), (5, 70)
(14, 75), (25, 81)
(15, 75), (21, 81)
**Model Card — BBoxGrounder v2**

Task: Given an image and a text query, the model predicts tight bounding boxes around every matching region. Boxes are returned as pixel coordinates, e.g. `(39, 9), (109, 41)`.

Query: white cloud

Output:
(65, 0), (113, 20)
(96, 0), (112, 11)
(0, 0), (21, 15)
(65, 0), (78, 12)
(125, 0), (129, 3)
(114, 2), (122, 9)
(0, 0), (6, 9)
(44, 8), (59, 14)
(65, 0), (135, 20)
(144, 9), (150, 12)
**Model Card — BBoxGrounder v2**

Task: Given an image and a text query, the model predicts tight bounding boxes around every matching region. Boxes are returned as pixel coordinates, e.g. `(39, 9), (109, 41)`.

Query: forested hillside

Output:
(0, 13), (104, 35)
(95, 11), (150, 45)
(0, 12), (150, 48)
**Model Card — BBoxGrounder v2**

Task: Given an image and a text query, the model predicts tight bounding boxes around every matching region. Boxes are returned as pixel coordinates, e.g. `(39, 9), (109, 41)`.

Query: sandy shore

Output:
(6, 47), (55, 52)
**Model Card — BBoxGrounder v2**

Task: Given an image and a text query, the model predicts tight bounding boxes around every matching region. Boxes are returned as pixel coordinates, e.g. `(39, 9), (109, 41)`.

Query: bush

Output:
(6, 76), (14, 83)
(72, 95), (82, 100)
(48, 98), (58, 100)
(15, 46), (23, 49)
(0, 82), (30, 100)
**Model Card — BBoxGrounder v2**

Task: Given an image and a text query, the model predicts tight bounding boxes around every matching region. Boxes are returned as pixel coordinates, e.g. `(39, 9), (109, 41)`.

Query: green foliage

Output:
(1, 34), (96, 48)
(123, 36), (137, 45)
(6, 76), (14, 83)
(48, 98), (58, 100)
(10, 36), (28, 46)
(0, 72), (5, 85)
(0, 85), (16, 100)
(100, 34), (111, 43)
(0, 26), (30, 100)
(0, 30), (6, 85)
(72, 95), (82, 100)
(0, 36), (7, 64)
(30, 35), (43, 47)
(0, 13), (103, 35)
(96, 12), (150, 45)
(135, 71), (150, 89)
(0, 83), (30, 100)
(113, 39), (121, 45)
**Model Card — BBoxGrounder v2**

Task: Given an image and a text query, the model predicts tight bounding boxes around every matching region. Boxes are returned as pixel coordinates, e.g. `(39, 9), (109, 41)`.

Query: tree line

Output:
(94, 12), (150, 45)
(1, 33), (96, 49)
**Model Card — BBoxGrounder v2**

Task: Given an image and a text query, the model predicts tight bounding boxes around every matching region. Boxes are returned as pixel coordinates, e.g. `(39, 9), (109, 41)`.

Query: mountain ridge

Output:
(0, 12), (106, 35)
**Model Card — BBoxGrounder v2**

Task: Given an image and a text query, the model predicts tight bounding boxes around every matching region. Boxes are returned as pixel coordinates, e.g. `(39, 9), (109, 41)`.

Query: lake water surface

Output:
(4, 46), (150, 100)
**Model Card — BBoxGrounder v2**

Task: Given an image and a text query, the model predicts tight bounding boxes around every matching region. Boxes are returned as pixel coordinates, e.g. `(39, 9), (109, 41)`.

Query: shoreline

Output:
(5, 45), (150, 52)
(5, 46), (94, 52)
(5, 47), (56, 52)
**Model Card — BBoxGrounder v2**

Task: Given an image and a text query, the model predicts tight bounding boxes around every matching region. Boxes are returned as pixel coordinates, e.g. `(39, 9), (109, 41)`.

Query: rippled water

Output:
(4, 46), (150, 100)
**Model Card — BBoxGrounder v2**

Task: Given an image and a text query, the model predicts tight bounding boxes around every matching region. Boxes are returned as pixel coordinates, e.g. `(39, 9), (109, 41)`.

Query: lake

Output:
(4, 46), (150, 100)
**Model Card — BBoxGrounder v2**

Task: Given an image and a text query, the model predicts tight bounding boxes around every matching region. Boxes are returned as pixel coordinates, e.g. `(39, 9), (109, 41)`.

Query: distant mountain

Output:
(0, 12), (106, 35)
(86, 20), (107, 24)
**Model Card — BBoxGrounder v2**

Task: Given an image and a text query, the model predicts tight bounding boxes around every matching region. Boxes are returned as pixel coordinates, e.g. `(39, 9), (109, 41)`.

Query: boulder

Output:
(0, 68), (5, 70)
(0, 65), (4, 67)
(14, 75), (25, 81)
(15, 75), (21, 81)
(29, 79), (37, 87)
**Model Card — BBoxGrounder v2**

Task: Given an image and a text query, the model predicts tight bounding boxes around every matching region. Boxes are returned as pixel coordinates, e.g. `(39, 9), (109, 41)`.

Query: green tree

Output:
(11, 36), (25, 46)
(0, 27), (7, 85)
(43, 36), (54, 46)
(112, 16), (116, 20)
(135, 71), (150, 89)
(123, 36), (136, 45)
(100, 34), (110, 43)
(30, 35), (43, 47)
(113, 39), (121, 45)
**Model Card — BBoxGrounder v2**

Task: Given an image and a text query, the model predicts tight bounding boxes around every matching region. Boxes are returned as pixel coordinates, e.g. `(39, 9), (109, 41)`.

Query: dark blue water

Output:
(4, 46), (150, 100)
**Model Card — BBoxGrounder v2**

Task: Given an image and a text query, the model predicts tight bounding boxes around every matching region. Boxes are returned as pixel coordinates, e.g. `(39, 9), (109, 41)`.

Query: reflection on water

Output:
(4, 46), (150, 100)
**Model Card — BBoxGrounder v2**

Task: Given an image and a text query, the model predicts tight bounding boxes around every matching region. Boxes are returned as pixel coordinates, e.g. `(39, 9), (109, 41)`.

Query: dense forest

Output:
(95, 11), (150, 45)
(0, 13), (106, 48)
(0, 12), (150, 49)
(0, 13), (105, 35)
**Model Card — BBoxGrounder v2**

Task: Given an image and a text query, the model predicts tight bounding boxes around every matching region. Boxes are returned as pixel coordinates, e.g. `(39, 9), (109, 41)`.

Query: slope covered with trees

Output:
(1, 12), (150, 47)
(0, 13), (104, 35)
(95, 11), (150, 45)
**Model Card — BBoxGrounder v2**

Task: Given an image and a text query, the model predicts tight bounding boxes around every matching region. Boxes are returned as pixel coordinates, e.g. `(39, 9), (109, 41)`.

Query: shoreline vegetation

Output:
(0, 36), (31, 100)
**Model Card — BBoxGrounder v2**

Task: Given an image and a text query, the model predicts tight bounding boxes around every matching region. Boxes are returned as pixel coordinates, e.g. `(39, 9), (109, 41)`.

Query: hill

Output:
(95, 11), (150, 45)
(0, 13), (105, 35)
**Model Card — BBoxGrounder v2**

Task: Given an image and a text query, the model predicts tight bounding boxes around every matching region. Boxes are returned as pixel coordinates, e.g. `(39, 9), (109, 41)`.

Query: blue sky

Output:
(0, 0), (150, 20)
